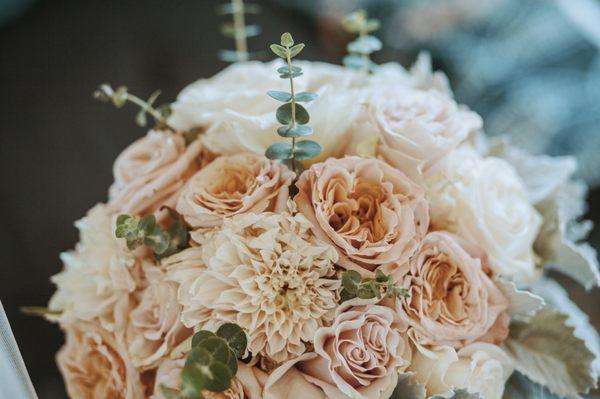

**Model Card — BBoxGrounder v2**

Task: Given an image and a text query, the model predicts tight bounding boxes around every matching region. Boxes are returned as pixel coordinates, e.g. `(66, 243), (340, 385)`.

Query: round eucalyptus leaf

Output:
(267, 90), (292, 102)
(197, 337), (231, 365)
(277, 66), (301, 75)
(216, 323), (248, 358)
(342, 270), (362, 294)
(276, 103), (292, 124)
(218, 49), (245, 63)
(279, 71), (304, 79)
(343, 54), (369, 70)
(181, 347), (213, 396)
(295, 92), (318, 102)
(192, 330), (217, 348)
(266, 142), (293, 160)
(203, 361), (233, 392)
(295, 104), (310, 125)
(277, 125), (313, 138)
(244, 24), (261, 38)
(138, 215), (156, 233)
(348, 35), (382, 54)
(293, 140), (322, 160)
(289, 43), (305, 58)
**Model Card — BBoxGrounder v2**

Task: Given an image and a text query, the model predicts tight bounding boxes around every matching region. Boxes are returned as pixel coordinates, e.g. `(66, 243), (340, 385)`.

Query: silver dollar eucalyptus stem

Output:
(232, 0), (249, 61)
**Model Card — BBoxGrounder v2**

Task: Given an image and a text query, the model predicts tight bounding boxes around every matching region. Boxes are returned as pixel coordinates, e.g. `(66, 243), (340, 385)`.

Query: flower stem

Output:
(286, 49), (297, 173)
(126, 93), (176, 132)
(232, 0), (249, 61)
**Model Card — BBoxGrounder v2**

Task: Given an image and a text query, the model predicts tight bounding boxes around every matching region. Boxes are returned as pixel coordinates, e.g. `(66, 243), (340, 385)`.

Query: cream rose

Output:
(409, 339), (514, 399)
(299, 298), (411, 399)
(176, 153), (294, 229)
(396, 231), (508, 347)
(151, 358), (266, 399)
(168, 60), (363, 160)
(57, 321), (144, 399)
(49, 204), (143, 332)
(370, 86), (481, 181)
(295, 156), (429, 276)
(109, 130), (214, 216)
(125, 268), (192, 369)
(427, 145), (542, 283)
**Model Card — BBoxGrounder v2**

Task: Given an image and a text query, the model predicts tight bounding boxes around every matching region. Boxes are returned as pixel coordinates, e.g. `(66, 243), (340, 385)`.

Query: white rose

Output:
(371, 86), (481, 181)
(409, 337), (513, 399)
(169, 60), (362, 161)
(427, 145), (542, 283)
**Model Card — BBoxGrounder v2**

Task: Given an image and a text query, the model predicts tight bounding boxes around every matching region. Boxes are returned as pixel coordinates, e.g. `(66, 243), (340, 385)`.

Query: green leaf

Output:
(342, 10), (367, 34)
(138, 215), (156, 233)
(357, 285), (376, 299)
(389, 372), (426, 399)
(375, 269), (389, 283)
(276, 103), (292, 124)
(267, 90), (292, 102)
(277, 66), (301, 75)
(343, 54), (371, 70)
(277, 125), (313, 138)
(365, 19), (381, 33)
(144, 230), (170, 255)
(503, 372), (563, 399)
(112, 86), (128, 107)
(341, 270), (362, 294)
(266, 142), (293, 160)
(115, 215), (137, 238)
(294, 92), (318, 102)
(280, 32), (294, 47)
(203, 361), (233, 392)
(430, 390), (482, 399)
(244, 25), (261, 38)
(135, 109), (147, 127)
(158, 103), (172, 119)
(340, 289), (355, 302)
(281, 159), (304, 175)
(218, 49), (247, 63)
(192, 330), (217, 348)
(347, 35), (382, 54)
(181, 347), (214, 396)
(279, 70), (303, 79)
(289, 43), (305, 58)
(197, 337), (233, 369)
(295, 103), (310, 125)
(503, 307), (597, 398)
(216, 323), (248, 358)
(216, 2), (262, 15)
(293, 140), (322, 160)
(270, 44), (287, 58)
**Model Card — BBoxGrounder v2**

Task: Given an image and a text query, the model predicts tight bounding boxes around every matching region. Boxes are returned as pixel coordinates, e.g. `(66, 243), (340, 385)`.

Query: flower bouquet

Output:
(34, 7), (600, 399)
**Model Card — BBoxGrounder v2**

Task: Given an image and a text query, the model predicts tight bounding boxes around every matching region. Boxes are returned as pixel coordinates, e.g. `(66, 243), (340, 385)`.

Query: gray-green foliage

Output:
(340, 270), (410, 302)
(160, 323), (248, 399)
(341, 10), (382, 73)
(93, 83), (173, 129)
(115, 209), (189, 258)
(266, 32), (321, 175)
(218, 0), (261, 63)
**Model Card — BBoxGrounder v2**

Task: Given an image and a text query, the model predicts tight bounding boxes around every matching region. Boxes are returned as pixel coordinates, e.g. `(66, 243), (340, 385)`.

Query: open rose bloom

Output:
(45, 54), (600, 399)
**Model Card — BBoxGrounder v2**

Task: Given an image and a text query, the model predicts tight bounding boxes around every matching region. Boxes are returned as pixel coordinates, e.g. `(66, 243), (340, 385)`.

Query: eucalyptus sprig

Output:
(160, 323), (248, 399)
(266, 33), (321, 176)
(115, 209), (188, 259)
(340, 270), (409, 302)
(342, 10), (382, 74)
(93, 83), (174, 130)
(218, 0), (261, 63)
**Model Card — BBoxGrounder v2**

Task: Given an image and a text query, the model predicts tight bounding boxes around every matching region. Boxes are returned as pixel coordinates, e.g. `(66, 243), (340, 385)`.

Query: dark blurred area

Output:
(0, 0), (598, 397)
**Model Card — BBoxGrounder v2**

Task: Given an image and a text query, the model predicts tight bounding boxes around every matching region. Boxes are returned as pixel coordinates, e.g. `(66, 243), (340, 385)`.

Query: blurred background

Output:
(0, 0), (599, 397)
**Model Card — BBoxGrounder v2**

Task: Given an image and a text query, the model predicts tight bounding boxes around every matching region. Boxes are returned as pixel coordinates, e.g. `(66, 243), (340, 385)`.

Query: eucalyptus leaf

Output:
(220, 23), (236, 38)
(341, 270), (362, 294)
(159, 386), (181, 399)
(203, 361), (233, 392)
(342, 10), (367, 34)
(138, 215), (156, 233)
(265, 142), (293, 160)
(197, 337), (233, 369)
(289, 43), (305, 58)
(267, 90), (292, 102)
(277, 125), (313, 138)
(430, 389), (482, 398)
(218, 49), (246, 63)
(158, 103), (172, 119)
(279, 71), (303, 79)
(280, 32), (294, 47)
(294, 92), (318, 102)
(276, 103), (292, 124)
(343, 54), (370, 70)
(295, 103), (310, 124)
(192, 331), (217, 348)
(388, 372), (426, 399)
(357, 286), (376, 299)
(270, 44), (287, 59)
(181, 347), (214, 396)
(135, 109), (147, 127)
(112, 87), (128, 107)
(216, 323), (248, 358)
(217, 2), (262, 15)
(348, 35), (382, 54)
(244, 25), (261, 38)
(277, 66), (301, 75)
(293, 140), (322, 160)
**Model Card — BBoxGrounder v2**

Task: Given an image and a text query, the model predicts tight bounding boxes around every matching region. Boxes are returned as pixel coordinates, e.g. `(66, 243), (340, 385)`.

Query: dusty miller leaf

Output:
(495, 278), (544, 321)
(503, 307), (597, 398)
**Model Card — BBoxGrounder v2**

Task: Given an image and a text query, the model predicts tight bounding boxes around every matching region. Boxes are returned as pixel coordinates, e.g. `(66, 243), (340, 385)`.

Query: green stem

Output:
(232, 0), (249, 61)
(127, 94), (175, 131)
(286, 48), (297, 174)
(359, 29), (369, 75)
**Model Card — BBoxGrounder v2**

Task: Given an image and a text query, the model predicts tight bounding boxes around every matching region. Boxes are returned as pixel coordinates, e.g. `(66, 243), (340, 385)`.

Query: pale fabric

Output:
(125, 267), (192, 369)
(165, 211), (340, 363)
(371, 86), (482, 182)
(294, 156), (429, 277)
(395, 231), (509, 348)
(176, 153), (294, 229)
(57, 321), (144, 399)
(49, 204), (144, 332)
(299, 298), (411, 399)
(426, 144), (542, 283)
(109, 130), (214, 216)
(151, 358), (266, 399)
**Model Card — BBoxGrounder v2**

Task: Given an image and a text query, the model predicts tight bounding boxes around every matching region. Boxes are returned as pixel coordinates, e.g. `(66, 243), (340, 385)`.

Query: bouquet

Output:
(36, 9), (600, 399)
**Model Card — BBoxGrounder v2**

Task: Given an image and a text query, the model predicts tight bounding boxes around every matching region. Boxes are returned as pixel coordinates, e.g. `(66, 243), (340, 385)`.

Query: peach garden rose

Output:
(176, 152), (295, 229)
(294, 156), (429, 277)
(109, 130), (214, 216)
(396, 231), (509, 348)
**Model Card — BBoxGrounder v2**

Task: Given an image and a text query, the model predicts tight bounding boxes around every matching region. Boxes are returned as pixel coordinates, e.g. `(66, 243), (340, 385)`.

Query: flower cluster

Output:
(45, 30), (599, 399)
